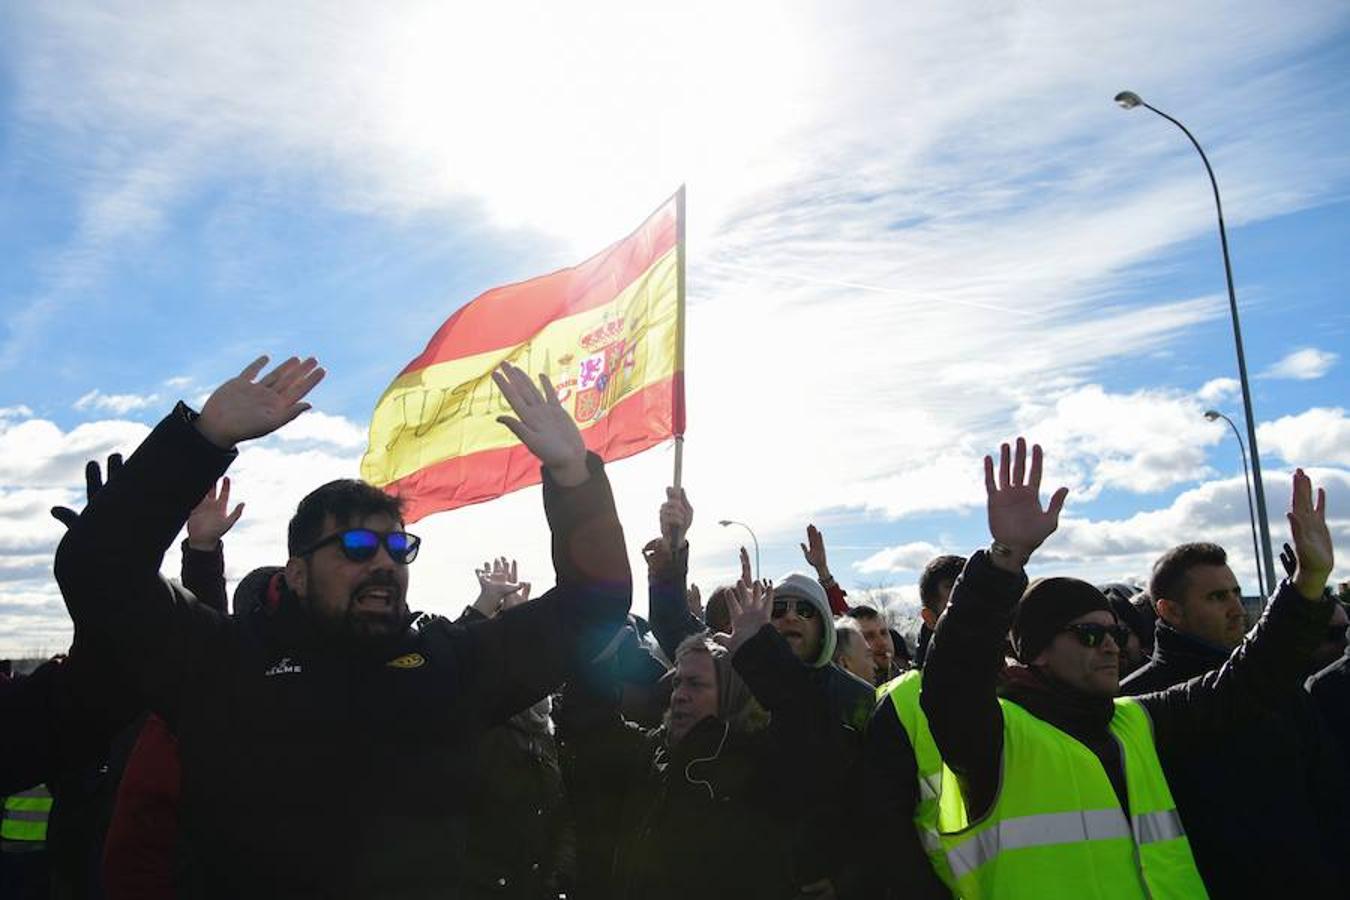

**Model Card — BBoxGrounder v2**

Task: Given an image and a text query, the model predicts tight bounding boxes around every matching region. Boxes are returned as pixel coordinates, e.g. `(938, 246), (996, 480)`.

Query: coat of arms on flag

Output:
(360, 190), (685, 520)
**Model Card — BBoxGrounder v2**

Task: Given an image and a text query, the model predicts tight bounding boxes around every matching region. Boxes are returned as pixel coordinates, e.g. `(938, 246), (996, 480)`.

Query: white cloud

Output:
(1197, 378), (1240, 405)
(1257, 408), (1350, 467)
(0, 417), (150, 487)
(855, 541), (944, 574)
(73, 389), (160, 416)
(163, 375), (194, 389)
(1262, 347), (1338, 380)
(1012, 383), (1221, 496)
(1039, 467), (1350, 591)
(4, 2), (1350, 649)
(266, 411), (369, 450)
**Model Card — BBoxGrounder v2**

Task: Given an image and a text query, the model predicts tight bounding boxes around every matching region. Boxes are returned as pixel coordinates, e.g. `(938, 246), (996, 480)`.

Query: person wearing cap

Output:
(921, 437), (1340, 899)
(55, 356), (631, 899)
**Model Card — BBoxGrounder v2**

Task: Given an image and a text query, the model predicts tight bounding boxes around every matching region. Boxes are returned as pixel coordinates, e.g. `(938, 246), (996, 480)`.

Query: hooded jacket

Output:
(55, 403), (631, 900)
(557, 625), (840, 900)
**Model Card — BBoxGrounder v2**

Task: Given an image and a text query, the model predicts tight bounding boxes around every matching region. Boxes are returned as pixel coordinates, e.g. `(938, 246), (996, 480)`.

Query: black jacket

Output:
(454, 607), (572, 900)
(1119, 620), (1350, 896)
(557, 625), (841, 900)
(1309, 649), (1350, 774)
(922, 550), (1344, 899)
(55, 403), (631, 900)
(1118, 620), (1231, 695)
(859, 693), (954, 900)
(644, 541), (874, 895)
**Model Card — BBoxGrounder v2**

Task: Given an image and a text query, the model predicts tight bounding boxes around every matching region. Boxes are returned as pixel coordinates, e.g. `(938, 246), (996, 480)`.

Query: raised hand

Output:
(659, 486), (693, 550)
(186, 477), (245, 551)
(1279, 542), (1297, 580)
(50, 453), (124, 529)
(686, 583), (703, 620)
(717, 578), (774, 655)
(739, 546), (753, 586)
(196, 356), (325, 449)
(493, 362), (589, 487)
(984, 437), (1068, 570)
(800, 524), (830, 579)
(473, 557), (525, 617)
(1287, 468), (1333, 600)
(500, 579), (532, 613)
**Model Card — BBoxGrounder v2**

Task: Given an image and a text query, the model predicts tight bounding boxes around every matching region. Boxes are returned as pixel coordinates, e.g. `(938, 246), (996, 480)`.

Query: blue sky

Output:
(1, 1), (1347, 654)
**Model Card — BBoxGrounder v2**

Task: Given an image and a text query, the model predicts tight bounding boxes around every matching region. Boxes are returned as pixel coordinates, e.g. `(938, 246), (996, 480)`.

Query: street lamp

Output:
(1115, 90), (1278, 594)
(1205, 409), (1265, 598)
(717, 519), (760, 580)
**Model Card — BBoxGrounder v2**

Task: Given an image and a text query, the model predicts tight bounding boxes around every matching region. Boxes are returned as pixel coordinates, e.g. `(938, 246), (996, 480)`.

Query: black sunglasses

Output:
(1061, 623), (1131, 649)
(298, 528), (421, 565)
(771, 599), (818, 620)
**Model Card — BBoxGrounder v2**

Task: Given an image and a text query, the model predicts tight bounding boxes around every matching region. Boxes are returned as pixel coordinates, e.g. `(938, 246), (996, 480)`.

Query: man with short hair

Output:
(1120, 543), (1350, 894)
(833, 618), (875, 683)
(845, 606), (896, 685)
(1121, 543), (1243, 693)
(56, 356), (631, 899)
(914, 555), (966, 668)
(922, 438), (1343, 898)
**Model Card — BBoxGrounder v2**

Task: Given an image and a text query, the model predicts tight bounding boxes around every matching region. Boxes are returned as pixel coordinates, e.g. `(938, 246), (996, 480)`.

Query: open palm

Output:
(985, 437), (1068, 560)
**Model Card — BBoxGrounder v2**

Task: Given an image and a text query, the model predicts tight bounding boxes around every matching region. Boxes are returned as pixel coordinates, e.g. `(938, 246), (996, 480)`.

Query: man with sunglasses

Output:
(920, 438), (1341, 898)
(55, 356), (631, 899)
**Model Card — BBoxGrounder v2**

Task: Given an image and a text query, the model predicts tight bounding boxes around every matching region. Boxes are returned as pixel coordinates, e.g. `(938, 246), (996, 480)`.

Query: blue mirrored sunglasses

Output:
(298, 528), (421, 565)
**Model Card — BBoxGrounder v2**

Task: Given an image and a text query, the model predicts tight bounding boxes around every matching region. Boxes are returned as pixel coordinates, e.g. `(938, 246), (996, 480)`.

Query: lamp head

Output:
(717, 519), (732, 527)
(1114, 91), (1143, 110)
(1204, 410), (1221, 422)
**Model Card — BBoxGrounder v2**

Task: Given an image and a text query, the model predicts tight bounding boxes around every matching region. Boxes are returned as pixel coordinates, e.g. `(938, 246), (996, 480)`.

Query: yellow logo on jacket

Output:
(386, 652), (426, 669)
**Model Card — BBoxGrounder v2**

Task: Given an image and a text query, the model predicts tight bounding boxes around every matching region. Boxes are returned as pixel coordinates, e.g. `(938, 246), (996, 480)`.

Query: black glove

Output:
(50, 453), (123, 529)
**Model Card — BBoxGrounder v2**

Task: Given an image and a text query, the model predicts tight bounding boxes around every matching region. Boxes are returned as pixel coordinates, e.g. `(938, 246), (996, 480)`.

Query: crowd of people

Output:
(1, 353), (1346, 899)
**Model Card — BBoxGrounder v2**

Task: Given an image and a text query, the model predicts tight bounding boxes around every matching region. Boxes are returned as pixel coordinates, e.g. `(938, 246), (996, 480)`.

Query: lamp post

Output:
(717, 519), (760, 580)
(1115, 90), (1277, 595)
(1205, 409), (1265, 598)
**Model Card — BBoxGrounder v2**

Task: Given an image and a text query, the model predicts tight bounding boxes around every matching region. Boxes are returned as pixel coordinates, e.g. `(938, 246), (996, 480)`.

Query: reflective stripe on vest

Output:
(2, 787), (52, 842)
(878, 671), (959, 886)
(936, 698), (1208, 899)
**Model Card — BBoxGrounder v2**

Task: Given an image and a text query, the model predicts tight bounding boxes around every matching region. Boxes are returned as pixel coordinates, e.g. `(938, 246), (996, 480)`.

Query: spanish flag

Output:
(361, 190), (685, 521)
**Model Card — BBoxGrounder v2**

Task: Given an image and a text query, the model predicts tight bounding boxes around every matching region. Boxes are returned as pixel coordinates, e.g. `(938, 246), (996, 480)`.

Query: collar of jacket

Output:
(999, 664), (1115, 742)
(262, 582), (419, 663)
(655, 716), (731, 769)
(1148, 621), (1230, 678)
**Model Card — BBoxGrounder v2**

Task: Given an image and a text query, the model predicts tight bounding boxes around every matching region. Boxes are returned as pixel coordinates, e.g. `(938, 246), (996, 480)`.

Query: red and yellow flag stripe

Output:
(361, 192), (683, 520)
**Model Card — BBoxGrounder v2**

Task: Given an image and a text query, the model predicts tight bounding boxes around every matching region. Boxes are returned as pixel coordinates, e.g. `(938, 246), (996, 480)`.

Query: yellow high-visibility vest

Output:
(936, 698), (1208, 899)
(1, 786), (52, 843)
(878, 670), (960, 891)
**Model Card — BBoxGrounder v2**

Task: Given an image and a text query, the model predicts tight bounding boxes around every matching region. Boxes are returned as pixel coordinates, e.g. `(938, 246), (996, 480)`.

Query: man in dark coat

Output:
(55, 356), (631, 900)
(1118, 542), (1350, 895)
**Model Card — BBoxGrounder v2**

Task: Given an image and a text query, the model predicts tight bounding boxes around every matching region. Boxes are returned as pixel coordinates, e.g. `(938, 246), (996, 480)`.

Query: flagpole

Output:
(672, 184), (687, 492)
